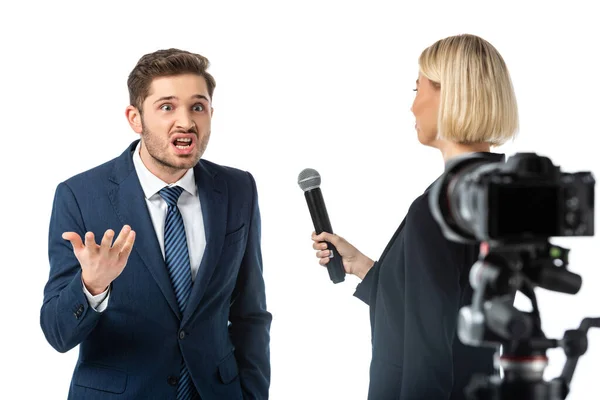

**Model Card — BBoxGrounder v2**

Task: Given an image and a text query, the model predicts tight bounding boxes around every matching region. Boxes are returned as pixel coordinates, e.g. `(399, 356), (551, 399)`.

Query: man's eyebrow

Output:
(153, 96), (176, 104)
(153, 94), (210, 104)
(191, 94), (210, 102)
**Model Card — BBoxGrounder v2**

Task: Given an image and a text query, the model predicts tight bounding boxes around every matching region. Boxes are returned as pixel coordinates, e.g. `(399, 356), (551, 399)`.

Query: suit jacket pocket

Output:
(224, 224), (246, 247)
(218, 350), (240, 384)
(74, 363), (127, 394)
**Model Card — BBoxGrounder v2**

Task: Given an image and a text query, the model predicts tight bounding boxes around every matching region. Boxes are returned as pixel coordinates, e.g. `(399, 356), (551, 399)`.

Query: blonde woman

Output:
(311, 34), (519, 399)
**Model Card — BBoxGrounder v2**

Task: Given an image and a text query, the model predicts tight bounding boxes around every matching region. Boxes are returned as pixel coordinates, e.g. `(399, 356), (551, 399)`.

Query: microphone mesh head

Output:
(298, 168), (321, 191)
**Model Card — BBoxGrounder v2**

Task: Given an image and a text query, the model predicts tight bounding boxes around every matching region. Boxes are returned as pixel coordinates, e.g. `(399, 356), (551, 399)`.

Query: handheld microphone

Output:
(298, 168), (346, 284)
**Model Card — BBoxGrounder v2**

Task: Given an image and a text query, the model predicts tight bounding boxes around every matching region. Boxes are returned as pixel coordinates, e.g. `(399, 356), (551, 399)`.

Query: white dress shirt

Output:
(83, 142), (206, 311)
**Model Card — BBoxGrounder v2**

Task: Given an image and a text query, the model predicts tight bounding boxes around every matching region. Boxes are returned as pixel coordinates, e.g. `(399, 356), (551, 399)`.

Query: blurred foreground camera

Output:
(430, 152), (594, 245)
(429, 152), (598, 400)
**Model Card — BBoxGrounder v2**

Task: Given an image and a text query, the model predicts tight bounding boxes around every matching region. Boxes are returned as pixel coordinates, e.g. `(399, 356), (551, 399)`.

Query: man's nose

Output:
(176, 111), (195, 132)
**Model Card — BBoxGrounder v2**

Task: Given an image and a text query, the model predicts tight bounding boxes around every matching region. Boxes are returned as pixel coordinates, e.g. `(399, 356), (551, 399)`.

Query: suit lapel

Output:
(107, 141), (181, 319)
(182, 161), (227, 326)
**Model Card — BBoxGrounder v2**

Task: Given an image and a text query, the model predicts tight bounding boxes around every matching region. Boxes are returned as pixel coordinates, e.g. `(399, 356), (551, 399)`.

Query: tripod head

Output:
(458, 240), (600, 399)
(428, 152), (597, 399)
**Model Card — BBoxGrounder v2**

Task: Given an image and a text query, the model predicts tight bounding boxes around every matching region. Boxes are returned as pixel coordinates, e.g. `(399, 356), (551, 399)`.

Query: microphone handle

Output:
(305, 189), (346, 284)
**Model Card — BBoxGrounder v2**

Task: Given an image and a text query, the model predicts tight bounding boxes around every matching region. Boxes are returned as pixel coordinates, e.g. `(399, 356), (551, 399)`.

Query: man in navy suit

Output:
(40, 48), (272, 399)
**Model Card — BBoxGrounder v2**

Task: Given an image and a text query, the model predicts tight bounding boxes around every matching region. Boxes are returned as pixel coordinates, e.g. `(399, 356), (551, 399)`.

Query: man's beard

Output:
(141, 123), (209, 172)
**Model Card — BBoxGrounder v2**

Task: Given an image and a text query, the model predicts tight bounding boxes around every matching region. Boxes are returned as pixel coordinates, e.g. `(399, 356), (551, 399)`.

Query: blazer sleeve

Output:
(400, 195), (465, 399)
(353, 261), (379, 305)
(40, 182), (103, 353)
(354, 217), (406, 306)
(228, 172), (273, 399)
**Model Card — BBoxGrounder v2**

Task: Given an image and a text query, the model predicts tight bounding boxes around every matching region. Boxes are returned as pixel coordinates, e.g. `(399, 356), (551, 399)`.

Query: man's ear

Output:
(125, 105), (143, 134)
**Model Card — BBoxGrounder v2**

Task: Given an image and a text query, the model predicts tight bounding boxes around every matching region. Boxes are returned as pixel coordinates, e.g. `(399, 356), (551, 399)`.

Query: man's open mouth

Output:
(173, 137), (192, 149)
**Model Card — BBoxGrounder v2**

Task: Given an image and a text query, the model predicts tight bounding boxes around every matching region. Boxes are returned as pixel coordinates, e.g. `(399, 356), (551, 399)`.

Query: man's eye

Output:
(193, 104), (204, 112)
(160, 104), (173, 111)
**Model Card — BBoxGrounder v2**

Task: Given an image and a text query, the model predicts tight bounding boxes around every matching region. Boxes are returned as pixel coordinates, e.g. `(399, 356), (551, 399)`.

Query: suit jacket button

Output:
(167, 376), (178, 386)
(179, 331), (186, 340)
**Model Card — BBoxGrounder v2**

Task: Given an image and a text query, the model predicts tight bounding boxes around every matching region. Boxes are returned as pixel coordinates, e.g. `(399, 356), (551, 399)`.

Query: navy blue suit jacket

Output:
(41, 140), (272, 399)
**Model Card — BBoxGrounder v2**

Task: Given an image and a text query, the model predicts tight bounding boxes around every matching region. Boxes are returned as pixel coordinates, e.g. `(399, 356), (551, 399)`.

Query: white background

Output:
(1, 1), (599, 399)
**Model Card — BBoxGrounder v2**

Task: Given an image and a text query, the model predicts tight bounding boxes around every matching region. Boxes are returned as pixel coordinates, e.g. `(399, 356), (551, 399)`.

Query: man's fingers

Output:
(100, 229), (115, 253)
(118, 230), (136, 260)
(62, 232), (84, 250)
(112, 225), (132, 249)
(84, 232), (97, 248)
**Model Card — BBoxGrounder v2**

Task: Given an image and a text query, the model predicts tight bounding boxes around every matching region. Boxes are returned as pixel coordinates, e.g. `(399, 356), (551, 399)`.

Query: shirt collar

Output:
(132, 141), (197, 200)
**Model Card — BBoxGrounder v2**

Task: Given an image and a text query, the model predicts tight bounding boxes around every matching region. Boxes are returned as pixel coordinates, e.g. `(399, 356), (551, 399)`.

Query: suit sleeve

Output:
(353, 261), (379, 305)
(354, 218), (405, 306)
(82, 279), (110, 311)
(40, 182), (103, 353)
(229, 172), (272, 399)
(400, 196), (464, 399)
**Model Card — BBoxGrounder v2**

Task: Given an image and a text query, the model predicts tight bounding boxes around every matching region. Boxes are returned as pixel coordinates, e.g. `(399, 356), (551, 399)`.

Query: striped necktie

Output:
(159, 185), (197, 400)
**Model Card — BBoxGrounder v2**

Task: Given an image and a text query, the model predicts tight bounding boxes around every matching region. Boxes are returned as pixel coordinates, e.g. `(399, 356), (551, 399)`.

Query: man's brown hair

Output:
(127, 48), (216, 111)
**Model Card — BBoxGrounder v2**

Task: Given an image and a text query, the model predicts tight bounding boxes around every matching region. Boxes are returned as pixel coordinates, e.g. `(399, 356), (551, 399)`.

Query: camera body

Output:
(430, 152), (595, 245)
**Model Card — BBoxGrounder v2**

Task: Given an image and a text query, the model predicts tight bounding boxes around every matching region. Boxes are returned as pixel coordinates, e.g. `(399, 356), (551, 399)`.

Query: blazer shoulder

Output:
(200, 159), (248, 176)
(404, 186), (455, 248)
(200, 159), (256, 190)
(60, 155), (122, 193)
(405, 190), (435, 228)
(405, 185), (475, 264)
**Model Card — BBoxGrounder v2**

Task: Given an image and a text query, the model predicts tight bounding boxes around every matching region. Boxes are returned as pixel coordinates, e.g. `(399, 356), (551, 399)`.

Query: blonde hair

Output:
(418, 34), (519, 145)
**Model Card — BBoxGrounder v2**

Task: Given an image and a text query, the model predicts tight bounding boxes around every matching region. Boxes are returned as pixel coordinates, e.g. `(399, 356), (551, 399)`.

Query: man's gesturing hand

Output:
(62, 225), (136, 295)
